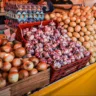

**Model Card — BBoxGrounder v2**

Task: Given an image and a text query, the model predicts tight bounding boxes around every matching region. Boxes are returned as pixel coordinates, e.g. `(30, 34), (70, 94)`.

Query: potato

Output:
(72, 37), (77, 42)
(90, 57), (95, 64)
(68, 27), (74, 32)
(79, 37), (85, 42)
(84, 36), (90, 41)
(67, 32), (72, 37)
(70, 22), (76, 27)
(80, 32), (84, 36)
(73, 32), (80, 38)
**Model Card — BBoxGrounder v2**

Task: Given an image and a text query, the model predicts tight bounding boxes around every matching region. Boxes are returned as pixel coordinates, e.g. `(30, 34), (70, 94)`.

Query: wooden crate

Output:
(0, 69), (50, 96)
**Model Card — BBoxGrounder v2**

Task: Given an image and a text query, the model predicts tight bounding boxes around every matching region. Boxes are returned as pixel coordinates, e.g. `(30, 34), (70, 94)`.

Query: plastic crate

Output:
(15, 20), (55, 44)
(50, 54), (91, 83)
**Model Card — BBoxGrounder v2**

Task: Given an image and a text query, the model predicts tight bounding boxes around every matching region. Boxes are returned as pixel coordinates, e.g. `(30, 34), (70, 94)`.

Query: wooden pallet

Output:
(0, 69), (50, 96)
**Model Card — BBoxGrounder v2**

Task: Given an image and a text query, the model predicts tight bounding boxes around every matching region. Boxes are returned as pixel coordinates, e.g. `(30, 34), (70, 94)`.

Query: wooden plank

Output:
(0, 69), (50, 96)
(0, 87), (11, 96)
(11, 69), (50, 96)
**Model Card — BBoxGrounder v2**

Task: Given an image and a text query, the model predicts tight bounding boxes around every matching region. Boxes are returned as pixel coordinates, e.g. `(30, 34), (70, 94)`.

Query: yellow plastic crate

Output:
(31, 63), (96, 96)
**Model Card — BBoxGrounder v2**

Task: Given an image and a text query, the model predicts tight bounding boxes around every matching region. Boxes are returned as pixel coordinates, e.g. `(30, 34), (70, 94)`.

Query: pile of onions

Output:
(0, 39), (49, 88)
(0, 38), (49, 88)
(45, 6), (96, 63)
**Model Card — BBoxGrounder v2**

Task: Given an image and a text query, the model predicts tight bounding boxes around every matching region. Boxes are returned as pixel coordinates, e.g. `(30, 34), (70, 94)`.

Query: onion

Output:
(0, 52), (6, 59)
(10, 67), (18, 73)
(29, 68), (38, 76)
(0, 59), (3, 69)
(19, 70), (29, 79)
(23, 61), (34, 71)
(22, 58), (29, 63)
(2, 72), (8, 79)
(1, 45), (12, 53)
(29, 57), (39, 66)
(4, 53), (14, 62)
(6, 42), (13, 47)
(75, 25), (81, 32)
(10, 52), (15, 57)
(2, 39), (8, 45)
(2, 62), (11, 71)
(37, 62), (49, 71)
(8, 72), (19, 83)
(13, 43), (22, 50)
(15, 47), (26, 58)
(12, 58), (22, 67)
(0, 78), (6, 88)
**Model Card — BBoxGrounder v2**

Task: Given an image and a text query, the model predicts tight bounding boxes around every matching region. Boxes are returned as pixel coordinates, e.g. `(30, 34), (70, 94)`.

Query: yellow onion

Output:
(15, 47), (26, 58)
(2, 62), (11, 71)
(13, 43), (22, 50)
(12, 58), (22, 67)
(29, 57), (39, 66)
(23, 61), (34, 71)
(4, 53), (14, 62)
(37, 62), (49, 71)
(29, 68), (38, 76)
(8, 72), (19, 83)
(19, 70), (29, 79)
(1, 45), (12, 53)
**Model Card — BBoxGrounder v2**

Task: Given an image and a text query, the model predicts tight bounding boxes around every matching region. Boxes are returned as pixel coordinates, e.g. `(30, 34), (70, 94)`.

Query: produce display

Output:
(22, 21), (90, 68)
(5, 3), (44, 27)
(45, 6), (96, 63)
(0, 39), (49, 88)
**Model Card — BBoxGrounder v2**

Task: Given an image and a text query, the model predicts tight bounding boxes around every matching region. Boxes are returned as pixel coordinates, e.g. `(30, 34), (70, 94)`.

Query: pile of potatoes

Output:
(45, 6), (96, 64)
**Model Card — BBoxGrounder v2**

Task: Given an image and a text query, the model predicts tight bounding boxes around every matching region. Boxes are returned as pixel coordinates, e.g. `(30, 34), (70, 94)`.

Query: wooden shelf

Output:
(0, 12), (5, 16)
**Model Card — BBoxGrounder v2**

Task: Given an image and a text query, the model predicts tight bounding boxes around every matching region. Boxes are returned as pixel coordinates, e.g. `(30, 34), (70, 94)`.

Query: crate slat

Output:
(0, 69), (50, 96)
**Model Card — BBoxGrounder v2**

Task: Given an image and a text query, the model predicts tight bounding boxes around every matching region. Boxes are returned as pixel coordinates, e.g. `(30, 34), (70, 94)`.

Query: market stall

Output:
(0, 0), (96, 96)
